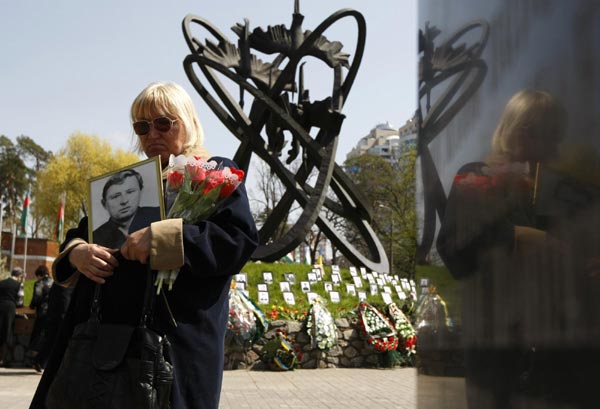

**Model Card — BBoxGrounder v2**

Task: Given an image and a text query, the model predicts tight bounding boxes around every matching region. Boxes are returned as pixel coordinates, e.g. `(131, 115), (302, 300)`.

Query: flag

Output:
(19, 188), (30, 236)
(54, 192), (65, 242)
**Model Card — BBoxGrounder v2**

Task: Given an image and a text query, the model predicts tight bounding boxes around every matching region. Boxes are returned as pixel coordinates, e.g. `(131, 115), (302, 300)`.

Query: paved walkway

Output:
(0, 367), (419, 409)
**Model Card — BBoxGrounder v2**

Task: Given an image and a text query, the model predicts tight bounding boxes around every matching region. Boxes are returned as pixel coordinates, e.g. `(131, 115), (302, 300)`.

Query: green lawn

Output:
(239, 262), (414, 320)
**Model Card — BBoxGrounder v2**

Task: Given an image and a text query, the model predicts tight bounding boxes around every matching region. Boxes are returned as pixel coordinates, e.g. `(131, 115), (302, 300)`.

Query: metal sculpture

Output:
(416, 20), (490, 262)
(182, 1), (389, 272)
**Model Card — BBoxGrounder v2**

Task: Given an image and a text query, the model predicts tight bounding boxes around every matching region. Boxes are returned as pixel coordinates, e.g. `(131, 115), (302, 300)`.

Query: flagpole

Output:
(23, 232), (28, 275)
(0, 195), (4, 259)
(55, 191), (66, 243)
(20, 187), (31, 275)
(62, 191), (66, 241)
(9, 223), (16, 272)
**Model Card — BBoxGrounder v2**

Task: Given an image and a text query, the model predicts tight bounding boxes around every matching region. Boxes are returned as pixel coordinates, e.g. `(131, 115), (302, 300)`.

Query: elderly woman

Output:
(30, 82), (258, 409)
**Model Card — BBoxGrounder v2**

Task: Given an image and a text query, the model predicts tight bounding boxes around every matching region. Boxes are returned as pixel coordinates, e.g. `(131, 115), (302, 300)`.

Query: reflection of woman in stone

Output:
(437, 90), (568, 407)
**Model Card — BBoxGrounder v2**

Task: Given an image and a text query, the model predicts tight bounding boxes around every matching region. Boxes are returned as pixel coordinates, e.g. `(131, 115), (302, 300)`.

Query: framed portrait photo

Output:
(397, 288), (407, 300)
(346, 283), (356, 296)
(307, 292), (319, 304)
(381, 292), (393, 305)
(284, 272), (296, 284)
(235, 273), (248, 284)
(88, 157), (164, 248)
(409, 279), (417, 292)
(307, 272), (318, 283)
(358, 291), (367, 302)
(329, 291), (340, 303)
(283, 291), (296, 305)
(257, 291), (270, 305)
(323, 282), (333, 292)
(262, 271), (274, 284)
(331, 273), (341, 286)
(349, 266), (358, 277)
(279, 281), (291, 293)
(300, 281), (311, 293)
(312, 267), (323, 281)
(257, 283), (268, 292)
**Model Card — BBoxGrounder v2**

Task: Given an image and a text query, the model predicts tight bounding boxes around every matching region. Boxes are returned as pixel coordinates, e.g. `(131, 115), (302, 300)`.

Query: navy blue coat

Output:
(30, 157), (259, 409)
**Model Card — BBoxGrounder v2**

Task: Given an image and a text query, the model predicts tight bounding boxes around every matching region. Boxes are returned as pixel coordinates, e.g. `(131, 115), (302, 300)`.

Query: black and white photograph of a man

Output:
(89, 158), (163, 249)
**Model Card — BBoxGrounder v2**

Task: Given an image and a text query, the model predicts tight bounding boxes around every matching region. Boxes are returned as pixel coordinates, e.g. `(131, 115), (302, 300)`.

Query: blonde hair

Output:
(130, 82), (204, 153)
(490, 89), (566, 163)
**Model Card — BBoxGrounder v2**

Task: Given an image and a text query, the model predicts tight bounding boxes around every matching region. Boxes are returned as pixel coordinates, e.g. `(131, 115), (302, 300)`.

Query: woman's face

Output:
(514, 131), (559, 164)
(138, 111), (187, 165)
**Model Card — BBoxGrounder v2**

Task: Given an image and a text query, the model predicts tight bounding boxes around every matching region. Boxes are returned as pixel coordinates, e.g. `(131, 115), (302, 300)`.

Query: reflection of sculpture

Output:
(416, 20), (490, 262)
(181, 1), (389, 272)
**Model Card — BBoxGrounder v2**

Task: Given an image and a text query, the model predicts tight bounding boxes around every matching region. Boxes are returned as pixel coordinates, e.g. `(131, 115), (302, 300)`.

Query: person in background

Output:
(0, 267), (26, 366)
(28, 265), (54, 372)
(30, 81), (259, 409)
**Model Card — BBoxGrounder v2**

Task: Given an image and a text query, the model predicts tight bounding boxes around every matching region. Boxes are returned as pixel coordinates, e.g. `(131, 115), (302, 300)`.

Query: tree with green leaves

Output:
(17, 135), (52, 237)
(17, 135), (52, 176)
(343, 151), (417, 278)
(0, 135), (29, 227)
(35, 132), (141, 237)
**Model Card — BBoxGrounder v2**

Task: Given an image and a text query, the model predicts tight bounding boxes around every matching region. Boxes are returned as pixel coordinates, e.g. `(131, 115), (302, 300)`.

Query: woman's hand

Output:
(120, 227), (151, 264)
(68, 243), (119, 284)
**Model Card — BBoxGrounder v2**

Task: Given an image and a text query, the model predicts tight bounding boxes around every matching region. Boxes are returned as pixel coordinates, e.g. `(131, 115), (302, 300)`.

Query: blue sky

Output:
(0, 0), (417, 162)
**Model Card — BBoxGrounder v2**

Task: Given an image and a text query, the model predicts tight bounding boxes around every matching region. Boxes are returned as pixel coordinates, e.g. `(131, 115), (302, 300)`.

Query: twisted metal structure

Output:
(416, 20), (490, 262)
(182, 1), (389, 272)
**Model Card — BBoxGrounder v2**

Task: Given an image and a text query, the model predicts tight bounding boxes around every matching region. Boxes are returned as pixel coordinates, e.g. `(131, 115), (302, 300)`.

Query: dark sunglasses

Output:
(133, 117), (178, 136)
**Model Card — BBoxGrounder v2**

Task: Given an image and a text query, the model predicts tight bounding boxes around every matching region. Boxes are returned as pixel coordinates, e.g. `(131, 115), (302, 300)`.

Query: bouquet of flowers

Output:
(386, 302), (417, 359)
(357, 302), (398, 352)
(306, 297), (338, 351)
(155, 154), (245, 293)
(260, 329), (298, 371)
(225, 286), (268, 352)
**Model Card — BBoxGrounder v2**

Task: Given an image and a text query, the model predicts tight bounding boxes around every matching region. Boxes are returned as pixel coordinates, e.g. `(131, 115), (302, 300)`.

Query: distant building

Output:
(1, 231), (58, 279)
(346, 116), (418, 167)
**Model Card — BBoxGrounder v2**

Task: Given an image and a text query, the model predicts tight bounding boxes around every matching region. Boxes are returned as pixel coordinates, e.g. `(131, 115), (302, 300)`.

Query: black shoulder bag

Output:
(46, 266), (173, 409)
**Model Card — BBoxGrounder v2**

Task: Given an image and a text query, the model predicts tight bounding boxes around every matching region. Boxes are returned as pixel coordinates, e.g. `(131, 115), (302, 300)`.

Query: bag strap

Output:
(88, 255), (156, 326)
(139, 263), (157, 327)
